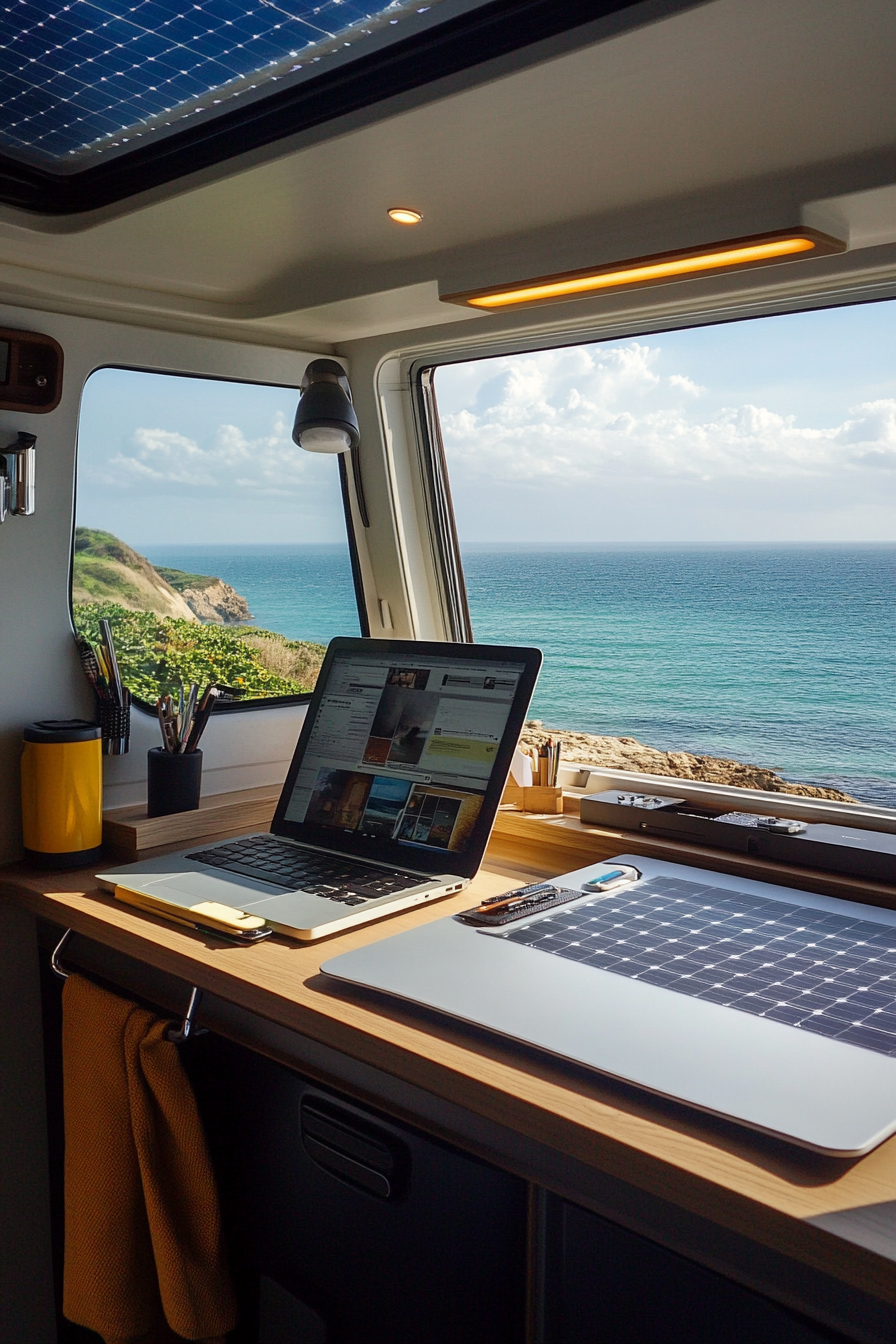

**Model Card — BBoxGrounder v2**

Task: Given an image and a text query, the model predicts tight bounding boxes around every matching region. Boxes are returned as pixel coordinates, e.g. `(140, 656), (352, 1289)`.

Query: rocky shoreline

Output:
(520, 722), (856, 803)
(157, 567), (252, 623)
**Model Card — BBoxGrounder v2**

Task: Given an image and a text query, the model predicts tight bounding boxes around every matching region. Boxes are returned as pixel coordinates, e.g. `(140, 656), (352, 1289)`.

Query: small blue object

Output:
(583, 868), (626, 889)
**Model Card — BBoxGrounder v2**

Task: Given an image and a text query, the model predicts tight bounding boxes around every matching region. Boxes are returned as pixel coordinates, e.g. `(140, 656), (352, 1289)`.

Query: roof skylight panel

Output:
(0, 0), (486, 170)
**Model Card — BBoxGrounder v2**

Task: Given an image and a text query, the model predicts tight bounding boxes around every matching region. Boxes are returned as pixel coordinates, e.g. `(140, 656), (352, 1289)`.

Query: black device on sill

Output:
(580, 791), (896, 884)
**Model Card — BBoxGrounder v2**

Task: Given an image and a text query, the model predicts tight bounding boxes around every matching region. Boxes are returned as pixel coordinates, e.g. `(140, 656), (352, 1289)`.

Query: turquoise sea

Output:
(142, 543), (896, 809)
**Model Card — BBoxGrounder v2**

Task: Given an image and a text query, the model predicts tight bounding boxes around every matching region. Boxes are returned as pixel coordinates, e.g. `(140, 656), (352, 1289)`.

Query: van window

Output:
(73, 368), (360, 705)
(432, 301), (896, 810)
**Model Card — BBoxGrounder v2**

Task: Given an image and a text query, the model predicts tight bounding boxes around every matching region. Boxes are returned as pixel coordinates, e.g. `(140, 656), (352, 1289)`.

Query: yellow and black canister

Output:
(21, 720), (103, 867)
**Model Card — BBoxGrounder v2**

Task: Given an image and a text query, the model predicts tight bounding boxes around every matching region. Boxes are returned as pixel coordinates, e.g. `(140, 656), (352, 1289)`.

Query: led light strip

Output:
(442, 229), (847, 311)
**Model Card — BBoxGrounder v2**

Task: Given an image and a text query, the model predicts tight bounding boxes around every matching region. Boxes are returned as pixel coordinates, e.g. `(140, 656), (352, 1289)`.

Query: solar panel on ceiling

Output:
(0, 0), (483, 169)
(503, 876), (896, 1057)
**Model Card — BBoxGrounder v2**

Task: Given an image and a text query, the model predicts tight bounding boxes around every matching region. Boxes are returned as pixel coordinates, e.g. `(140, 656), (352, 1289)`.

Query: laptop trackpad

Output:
(133, 870), (285, 908)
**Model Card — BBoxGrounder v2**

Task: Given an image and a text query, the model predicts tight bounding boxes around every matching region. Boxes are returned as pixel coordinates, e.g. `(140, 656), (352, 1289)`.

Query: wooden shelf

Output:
(490, 805), (896, 907)
(103, 784), (280, 861)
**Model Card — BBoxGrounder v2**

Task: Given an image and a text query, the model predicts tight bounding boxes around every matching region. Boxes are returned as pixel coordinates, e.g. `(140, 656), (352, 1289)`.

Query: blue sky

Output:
(76, 370), (347, 545)
(436, 300), (896, 543)
(76, 298), (896, 545)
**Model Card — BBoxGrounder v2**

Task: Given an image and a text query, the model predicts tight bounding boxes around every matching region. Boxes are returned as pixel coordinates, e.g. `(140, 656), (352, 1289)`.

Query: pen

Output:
(155, 683), (222, 754)
(475, 882), (556, 915)
(185, 685), (221, 753)
(180, 682), (198, 751)
(99, 619), (124, 706)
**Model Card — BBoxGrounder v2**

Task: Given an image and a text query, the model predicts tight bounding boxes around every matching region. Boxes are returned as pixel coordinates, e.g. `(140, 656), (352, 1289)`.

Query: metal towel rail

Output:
(50, 928), (206, 1043)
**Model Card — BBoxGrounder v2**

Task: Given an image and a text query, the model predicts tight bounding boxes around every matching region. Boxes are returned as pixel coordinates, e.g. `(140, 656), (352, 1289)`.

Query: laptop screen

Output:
(273, 638), (541, 877)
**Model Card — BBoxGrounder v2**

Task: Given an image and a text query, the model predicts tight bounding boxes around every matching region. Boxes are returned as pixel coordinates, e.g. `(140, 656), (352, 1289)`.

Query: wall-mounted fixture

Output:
(442, 228), (847, 311)
(0, 432), (37, 523)
(0, 327), (63, 412)
(293, 359), (360, 454)
(293, 359), (369, 526)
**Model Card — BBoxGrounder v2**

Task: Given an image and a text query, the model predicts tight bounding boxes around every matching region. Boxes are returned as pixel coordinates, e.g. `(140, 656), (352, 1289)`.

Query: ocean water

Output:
(143, 543), (896, 808)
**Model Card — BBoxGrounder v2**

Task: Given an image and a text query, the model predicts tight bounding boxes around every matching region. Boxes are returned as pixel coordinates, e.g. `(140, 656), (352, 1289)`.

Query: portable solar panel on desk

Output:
(322, 856), (896, 1155)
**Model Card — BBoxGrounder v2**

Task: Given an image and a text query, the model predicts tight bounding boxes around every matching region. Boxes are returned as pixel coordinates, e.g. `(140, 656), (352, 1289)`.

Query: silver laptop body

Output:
(98, 637), (541, 941)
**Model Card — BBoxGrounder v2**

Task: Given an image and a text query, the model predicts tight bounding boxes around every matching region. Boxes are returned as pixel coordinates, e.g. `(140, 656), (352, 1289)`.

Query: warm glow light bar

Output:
(443, 229), (846, 311)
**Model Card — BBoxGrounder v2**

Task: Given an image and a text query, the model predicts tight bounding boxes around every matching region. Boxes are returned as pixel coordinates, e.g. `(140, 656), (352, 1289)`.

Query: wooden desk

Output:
(5, 844), (896, 1342)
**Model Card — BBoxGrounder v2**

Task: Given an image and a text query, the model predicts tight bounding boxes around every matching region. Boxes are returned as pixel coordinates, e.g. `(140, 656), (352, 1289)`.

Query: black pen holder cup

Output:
(98, 690), (131, 755)
(146, 747), (202, 818)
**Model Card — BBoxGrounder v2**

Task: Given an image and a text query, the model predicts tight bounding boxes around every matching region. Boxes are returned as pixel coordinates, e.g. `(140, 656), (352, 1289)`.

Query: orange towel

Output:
(62, 972), (238, 1344)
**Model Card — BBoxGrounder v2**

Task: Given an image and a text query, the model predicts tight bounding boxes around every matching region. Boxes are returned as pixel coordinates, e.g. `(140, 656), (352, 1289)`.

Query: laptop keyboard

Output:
(186, 836), (417, 906)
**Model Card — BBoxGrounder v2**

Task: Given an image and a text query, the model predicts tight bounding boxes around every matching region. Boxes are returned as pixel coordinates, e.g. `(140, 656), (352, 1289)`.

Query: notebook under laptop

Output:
(97, 637), (541, 941)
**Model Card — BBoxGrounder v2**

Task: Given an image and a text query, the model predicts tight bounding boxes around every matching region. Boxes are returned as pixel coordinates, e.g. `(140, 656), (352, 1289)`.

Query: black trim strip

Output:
(0, 0), (695, 214)
(132, 689), (313, 716)
(349, 443), (370, 529)
(339, 451), (372, 638)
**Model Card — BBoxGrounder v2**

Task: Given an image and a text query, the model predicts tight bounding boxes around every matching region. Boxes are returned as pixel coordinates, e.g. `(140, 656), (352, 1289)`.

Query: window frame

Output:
(69, 362), (367, 716)
(405, 285), (896, 826)
(410, 367), (473, 643)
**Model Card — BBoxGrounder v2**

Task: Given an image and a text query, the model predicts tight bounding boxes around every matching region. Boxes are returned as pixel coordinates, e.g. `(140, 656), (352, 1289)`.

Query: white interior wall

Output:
(101, 702), (310, 810)
(0, 306), (378, 859)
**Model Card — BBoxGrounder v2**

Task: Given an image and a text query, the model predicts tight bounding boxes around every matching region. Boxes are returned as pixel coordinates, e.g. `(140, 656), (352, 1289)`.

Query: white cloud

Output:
(439, 342), (896, 484)
(668, 373), (705, 396)
(95, 412), (320, 492)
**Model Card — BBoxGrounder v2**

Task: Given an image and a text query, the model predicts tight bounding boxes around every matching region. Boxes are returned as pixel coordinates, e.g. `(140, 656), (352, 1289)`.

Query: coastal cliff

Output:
(72, 529), (323, 700)
(72, 529), (197, 621)
(73, 529), (250, 624)
(156, 567), (252, 623)
(520, 722), (857, 803)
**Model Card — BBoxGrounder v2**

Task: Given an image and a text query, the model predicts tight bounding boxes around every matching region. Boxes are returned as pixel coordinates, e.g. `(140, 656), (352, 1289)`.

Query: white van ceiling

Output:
(1, 0), (896, 346)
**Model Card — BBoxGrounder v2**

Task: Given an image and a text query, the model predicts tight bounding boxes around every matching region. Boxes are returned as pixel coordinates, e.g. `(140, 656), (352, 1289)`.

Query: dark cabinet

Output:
(542, 1196), (851, 1344)
(187, 1035), (528, 1344)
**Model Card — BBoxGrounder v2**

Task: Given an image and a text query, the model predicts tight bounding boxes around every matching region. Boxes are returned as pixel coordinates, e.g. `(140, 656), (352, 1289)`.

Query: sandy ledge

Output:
(519, 722), (856, 804)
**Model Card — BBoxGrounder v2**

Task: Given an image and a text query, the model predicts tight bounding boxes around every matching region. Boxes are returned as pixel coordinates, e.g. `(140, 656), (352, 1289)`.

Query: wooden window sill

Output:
(103, 786), (894, 911)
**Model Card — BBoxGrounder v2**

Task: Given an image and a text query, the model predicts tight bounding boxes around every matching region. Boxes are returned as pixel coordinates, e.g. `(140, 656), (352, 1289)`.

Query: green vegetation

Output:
(74, 527), (141, 565)
(73, 602), (326, 703)
(236, 627), (327, 686)
(74, 557), (145, 607)
(155, 566), (220, 593)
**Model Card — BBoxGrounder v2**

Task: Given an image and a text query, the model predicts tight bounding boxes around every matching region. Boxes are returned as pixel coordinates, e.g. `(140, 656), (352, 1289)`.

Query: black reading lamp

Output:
(292, 359), (368, 524)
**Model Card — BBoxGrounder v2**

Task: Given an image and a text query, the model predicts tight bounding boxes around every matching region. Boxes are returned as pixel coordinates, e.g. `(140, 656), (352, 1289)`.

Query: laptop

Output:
(97, 637), (541, 941)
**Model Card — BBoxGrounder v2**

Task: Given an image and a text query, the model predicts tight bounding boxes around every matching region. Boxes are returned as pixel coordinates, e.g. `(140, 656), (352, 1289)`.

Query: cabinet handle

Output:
(301, 1098), (406, 1200)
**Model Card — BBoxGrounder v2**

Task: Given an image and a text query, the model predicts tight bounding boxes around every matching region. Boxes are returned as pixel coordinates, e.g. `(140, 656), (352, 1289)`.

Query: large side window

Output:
(73, 368), (360, 705)
(432, 302), (896, 811)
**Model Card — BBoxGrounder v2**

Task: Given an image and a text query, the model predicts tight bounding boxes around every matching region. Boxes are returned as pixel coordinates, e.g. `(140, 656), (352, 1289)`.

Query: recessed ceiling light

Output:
(442, 229), (846, 310)
(388, 207), (422, 225)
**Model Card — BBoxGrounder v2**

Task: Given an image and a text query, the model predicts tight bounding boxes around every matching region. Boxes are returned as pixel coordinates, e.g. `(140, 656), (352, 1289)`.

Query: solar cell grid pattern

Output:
(504, 877), (896, 1057)
(0, 0), (450, 165)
